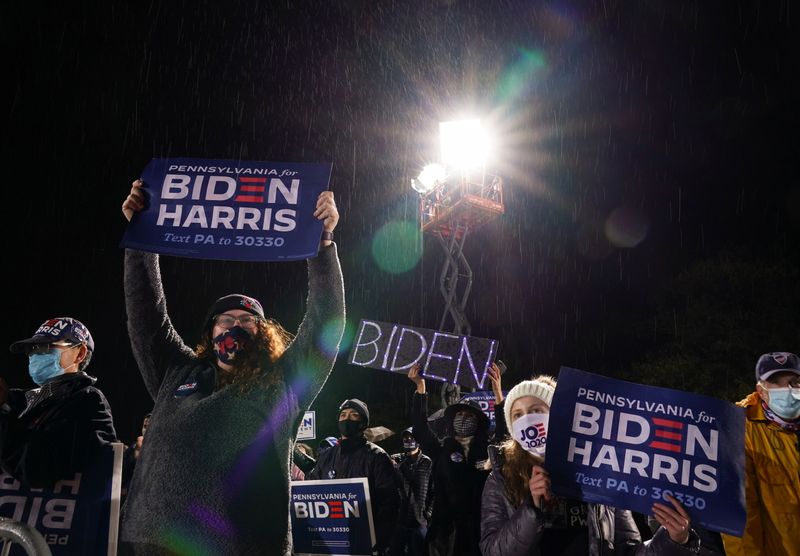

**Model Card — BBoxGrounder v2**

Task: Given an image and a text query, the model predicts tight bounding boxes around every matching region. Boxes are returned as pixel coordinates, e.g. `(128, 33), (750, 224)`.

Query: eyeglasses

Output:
(761, 379), (800, 390)
(26, 342), (77, 355)
(213, 314), (261, 329)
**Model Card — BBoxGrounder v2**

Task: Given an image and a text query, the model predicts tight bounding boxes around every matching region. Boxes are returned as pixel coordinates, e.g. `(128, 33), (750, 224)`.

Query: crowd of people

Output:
(0, 179), (797, 556)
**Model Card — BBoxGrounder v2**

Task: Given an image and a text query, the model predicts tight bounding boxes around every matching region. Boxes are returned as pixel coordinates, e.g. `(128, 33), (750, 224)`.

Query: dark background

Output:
(2, 0), (798, 449)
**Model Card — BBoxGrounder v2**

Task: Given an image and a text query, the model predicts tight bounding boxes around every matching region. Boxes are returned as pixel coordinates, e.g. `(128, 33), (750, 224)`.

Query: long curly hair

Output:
(196, 317), (293, 393)
(499, 438), (544, 507)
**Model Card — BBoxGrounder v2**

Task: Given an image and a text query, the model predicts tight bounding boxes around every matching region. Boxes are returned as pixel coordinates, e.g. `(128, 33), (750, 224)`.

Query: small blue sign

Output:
(547, 368), (746, 536)
(121, 158), (332, 261)
(291, 478), (376, 556)
(462, 390), (506, 433)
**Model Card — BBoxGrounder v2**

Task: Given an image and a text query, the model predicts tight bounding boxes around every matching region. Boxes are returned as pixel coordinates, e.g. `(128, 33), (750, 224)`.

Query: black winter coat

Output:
(307, 436), (400, 550)
(411, 392), (490, 556)
(0, 371), (117, 488)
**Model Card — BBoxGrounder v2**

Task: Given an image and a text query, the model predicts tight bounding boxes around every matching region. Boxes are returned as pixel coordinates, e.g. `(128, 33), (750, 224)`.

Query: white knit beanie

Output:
(504, 377), (556, 431)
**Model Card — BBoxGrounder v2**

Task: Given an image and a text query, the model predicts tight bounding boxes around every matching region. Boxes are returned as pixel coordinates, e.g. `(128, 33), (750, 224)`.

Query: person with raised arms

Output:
(119, 179), (345, 555)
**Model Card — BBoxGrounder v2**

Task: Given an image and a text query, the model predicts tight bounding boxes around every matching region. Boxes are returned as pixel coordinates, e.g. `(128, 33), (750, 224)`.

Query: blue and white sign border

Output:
(291, 478), (377, 556)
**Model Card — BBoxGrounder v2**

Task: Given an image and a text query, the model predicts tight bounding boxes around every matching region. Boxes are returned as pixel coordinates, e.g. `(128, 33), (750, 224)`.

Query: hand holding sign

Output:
(122, 179), (146, 221)
(529, 465), (552, 509)
(652, 494), (692, 545)
(314, 191), (338, 246)
(488, 363), (504, 404)
(408, 363), (426, 394)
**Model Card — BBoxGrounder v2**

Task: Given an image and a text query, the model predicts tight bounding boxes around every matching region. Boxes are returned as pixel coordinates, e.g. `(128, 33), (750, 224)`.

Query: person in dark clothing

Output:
(480, 376), (703, 556)
(389, 427), (433, 556)
(0, 317), (117, 489)
(318, 435), (339, 457)
(307, 399), (400, 554)
(119, 180), (345, 555)
(407, 365), (490, 556)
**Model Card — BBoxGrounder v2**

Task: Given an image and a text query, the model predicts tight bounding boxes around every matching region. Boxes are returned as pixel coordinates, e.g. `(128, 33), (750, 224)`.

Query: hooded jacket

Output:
(0, 371), (117, 488)
(120, 245), (345, 555)
(480, 445), (701, 556)
(307, 435), (400, 550)
(721, 392), (800, 556)
(411, 392), (490, 556)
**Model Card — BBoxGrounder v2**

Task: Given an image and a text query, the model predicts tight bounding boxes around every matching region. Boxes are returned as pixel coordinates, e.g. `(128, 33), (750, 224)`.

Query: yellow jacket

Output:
(722, 392), (800, 556)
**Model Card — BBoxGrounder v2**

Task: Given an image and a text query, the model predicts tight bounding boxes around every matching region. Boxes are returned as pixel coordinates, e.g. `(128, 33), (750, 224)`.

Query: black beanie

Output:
(339, 398), (370, 427)
(203, 294), (265, 331)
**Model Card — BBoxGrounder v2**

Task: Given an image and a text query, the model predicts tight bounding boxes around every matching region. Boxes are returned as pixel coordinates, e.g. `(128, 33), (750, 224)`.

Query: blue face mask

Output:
(765, 387), (800, 420)
(28, 351), (66, 386)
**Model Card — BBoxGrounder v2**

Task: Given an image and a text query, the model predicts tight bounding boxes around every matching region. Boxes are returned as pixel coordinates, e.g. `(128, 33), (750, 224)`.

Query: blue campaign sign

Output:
(120, 158), (332, 261)
(297, 410), (317, 441)
(462, 391), (506, 433)
(546, 368), (746, 536)
(0, 443), (123, 555)
(291, 478), (376, 556)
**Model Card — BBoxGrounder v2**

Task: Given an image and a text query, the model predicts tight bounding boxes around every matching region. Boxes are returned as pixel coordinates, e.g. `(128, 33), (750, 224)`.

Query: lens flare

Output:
(495, 48), (547, 102)
(161, 528), (213, 556)
(371, 220), (422, 274)
(318, 318), (355, 357)
(605, 206), (649, 248)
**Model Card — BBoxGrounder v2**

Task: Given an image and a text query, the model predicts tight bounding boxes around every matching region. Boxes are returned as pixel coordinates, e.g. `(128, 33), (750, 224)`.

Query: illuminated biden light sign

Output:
(546, 368), (746, 536)
(120, 158), (332, 261)
(348, 319), (499, 389)
(291, 478), (376, 556)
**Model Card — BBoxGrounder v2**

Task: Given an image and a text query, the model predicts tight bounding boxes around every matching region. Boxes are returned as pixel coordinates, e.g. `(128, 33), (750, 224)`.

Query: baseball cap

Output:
(755, 352), (800, 381)
(10, 317), (94, 354)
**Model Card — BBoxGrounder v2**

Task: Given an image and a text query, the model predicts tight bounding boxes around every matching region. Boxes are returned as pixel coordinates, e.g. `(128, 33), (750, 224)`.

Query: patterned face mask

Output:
(212, 326), (251, 364)
(511, 413), (549, 458)
(452, 413), (478, 437)
(402, 439), (418, 452)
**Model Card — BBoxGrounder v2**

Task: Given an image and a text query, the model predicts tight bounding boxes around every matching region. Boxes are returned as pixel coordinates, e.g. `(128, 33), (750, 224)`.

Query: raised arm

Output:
(408, 366), (442, 460)
(280, 191), (345, 410)
(123, 180), (194, 399)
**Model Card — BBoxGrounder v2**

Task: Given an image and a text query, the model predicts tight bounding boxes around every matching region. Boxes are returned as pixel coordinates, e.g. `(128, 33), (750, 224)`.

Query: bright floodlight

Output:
(440, 119), (489, 170)
(412, 163), (446, 194)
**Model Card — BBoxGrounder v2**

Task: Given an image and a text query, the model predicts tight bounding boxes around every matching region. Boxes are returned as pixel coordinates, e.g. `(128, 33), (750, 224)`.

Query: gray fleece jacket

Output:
(119, 245), (345, 556)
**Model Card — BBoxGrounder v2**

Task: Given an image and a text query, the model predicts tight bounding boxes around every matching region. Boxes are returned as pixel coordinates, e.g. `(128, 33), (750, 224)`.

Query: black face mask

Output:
(338, 419), (363, 438)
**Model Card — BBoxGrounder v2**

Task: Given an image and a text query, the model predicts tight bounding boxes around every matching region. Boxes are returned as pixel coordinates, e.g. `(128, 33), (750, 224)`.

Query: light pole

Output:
(412, 119), (505, 406)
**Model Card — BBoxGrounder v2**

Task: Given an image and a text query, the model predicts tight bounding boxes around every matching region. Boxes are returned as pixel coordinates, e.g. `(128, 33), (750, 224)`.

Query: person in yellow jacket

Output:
(722, 352), (800, 556)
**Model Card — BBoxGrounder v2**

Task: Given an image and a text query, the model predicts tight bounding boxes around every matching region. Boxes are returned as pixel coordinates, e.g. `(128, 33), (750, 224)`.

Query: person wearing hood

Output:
(119, 180), (345, 555)
(408, 365), (490, 556)
(0, 317), (117, 488)
(307, 399), (400, 554)
(389, 427), (433, 556)
(480, 375), (704, 556)
(721, 352), (800, 556)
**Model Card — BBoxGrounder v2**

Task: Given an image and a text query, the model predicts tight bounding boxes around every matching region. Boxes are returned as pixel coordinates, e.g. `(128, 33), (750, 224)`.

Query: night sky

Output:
(3, 1), (798, 446)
